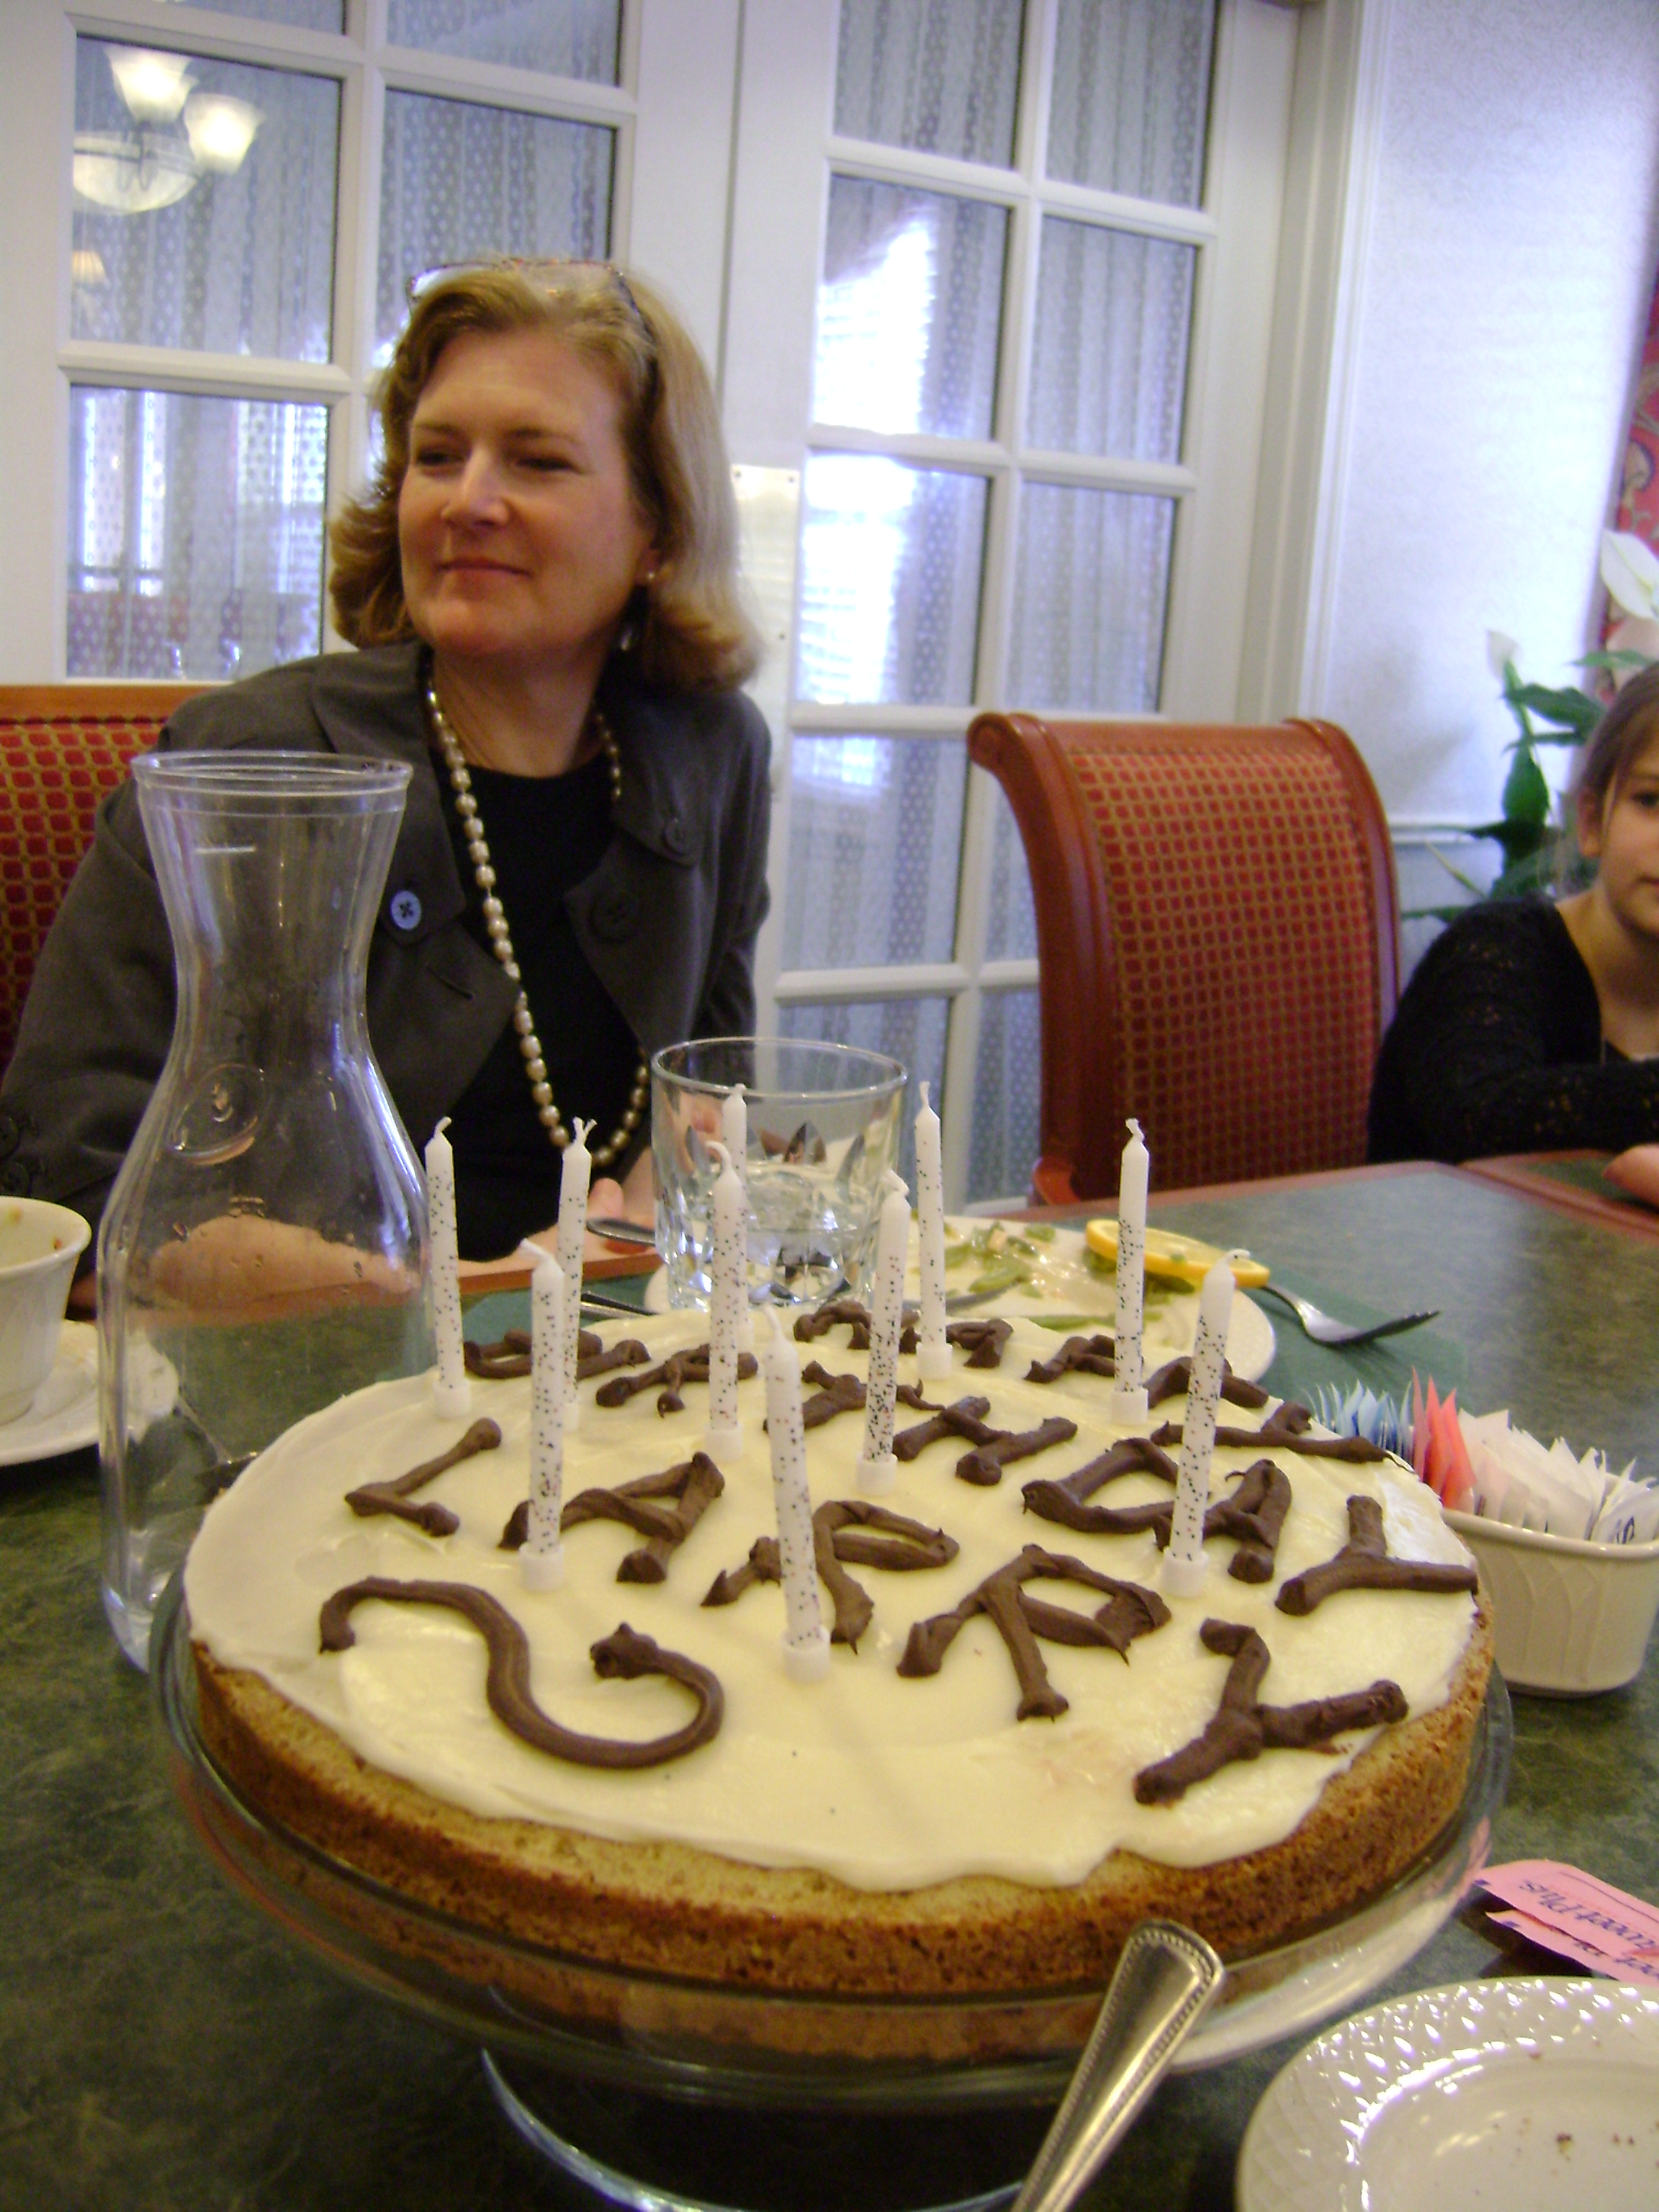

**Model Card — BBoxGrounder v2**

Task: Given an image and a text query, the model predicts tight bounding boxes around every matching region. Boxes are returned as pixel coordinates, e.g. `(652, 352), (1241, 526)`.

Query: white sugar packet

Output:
(1457, 1408), (1655, 1543)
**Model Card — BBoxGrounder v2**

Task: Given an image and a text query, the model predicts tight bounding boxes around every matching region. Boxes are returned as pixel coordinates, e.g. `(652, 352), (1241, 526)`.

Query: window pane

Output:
(1047, 0), (1215, 207)
(377, 93), (613, 360)
(983, 784), (1037, 962)
(71, 41), (338, 361)
(388, 0), (621, 81)
(778, 997), (950, 1190)
(796, 456), (986, 706)
(1009, 482), (1173, 711)
(68, 387), (327, 681)
(783, 737), (967, 969)
(1027, 218), (1195, 463)
(968, 986), (1040, 1202)
(835, 0), (1024, 166)
(815, 177), (1006, 440)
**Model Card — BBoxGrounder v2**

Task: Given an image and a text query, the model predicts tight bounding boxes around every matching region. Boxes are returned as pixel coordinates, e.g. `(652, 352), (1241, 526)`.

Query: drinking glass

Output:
(97, 753), (433, 1671)
(651, 1038), (906, 1309)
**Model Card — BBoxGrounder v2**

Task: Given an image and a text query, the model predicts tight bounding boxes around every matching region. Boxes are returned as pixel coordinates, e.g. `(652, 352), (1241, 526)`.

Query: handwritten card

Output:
(1478, 1860), (1659, 1987)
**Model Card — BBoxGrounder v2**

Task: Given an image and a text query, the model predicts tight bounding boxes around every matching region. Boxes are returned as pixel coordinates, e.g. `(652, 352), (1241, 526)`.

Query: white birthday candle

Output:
(555, 1117), (593, 1432)
(521, 1244), (565, 1591)
(914, 1082), (950, 1380)
(720, 1084), (755, 1354)
(856, 1169), (909, 1494)
(1110, 1118), (1151, 1425)
(1163, 1257), (1234, 1597)
(759, 1315), (830, 1681)
(425, 1117), (470, 1419)
(705, 1139), (745, 1457)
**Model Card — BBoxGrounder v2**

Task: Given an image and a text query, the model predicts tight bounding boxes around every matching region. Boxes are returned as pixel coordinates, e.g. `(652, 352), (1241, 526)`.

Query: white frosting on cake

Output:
(184, 1312), (1477, 1892)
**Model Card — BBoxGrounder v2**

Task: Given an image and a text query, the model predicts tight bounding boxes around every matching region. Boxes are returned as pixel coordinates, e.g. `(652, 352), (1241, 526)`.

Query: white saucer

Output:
(1238, 1977), (1659, 2211)
(0, 1321), (97, 1465)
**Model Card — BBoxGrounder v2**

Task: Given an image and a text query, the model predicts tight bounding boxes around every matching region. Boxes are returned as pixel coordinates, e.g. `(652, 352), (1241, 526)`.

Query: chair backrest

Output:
(966, 712), (1401, 1202)
(0, 683), (207, 1076)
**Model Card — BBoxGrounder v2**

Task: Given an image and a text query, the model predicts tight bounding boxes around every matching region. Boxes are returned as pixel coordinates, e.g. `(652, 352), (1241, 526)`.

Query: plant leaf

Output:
(1501, 746), (1551, 827)
(1503, 682), (1602, 738)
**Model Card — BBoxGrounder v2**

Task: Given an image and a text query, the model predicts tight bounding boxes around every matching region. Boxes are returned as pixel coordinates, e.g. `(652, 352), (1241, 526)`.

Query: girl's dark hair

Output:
(329, 262), (759, 692)
(1569, 660), (1659, 832)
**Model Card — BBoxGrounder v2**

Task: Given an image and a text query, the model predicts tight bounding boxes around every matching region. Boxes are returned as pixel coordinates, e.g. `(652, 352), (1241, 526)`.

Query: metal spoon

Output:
(1010, 1921), (1223, 2212)
(585, 1217), (658, 1248)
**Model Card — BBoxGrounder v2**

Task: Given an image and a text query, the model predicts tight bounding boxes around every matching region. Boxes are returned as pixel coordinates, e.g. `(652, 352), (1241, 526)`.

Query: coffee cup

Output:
(0, 1198), (91, 1424)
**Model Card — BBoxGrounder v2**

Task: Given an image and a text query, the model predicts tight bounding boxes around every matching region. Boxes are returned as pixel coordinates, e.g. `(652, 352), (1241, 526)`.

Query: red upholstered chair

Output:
(0, 684), (207, 1076)
(966, 713), (1401, 1203)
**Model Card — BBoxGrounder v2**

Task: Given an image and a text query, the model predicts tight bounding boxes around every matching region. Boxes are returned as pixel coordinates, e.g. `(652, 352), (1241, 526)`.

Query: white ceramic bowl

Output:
(1445, 1508), (1659, 1695)
(0, 1198), (91, 1425)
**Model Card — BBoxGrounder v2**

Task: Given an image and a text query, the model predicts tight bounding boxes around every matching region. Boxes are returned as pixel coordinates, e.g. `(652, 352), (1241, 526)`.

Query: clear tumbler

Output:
(97, 753), (432, 1669)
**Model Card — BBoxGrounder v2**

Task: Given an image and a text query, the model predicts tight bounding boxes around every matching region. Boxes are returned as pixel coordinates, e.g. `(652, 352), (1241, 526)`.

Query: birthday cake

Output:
(184, 1298), (1490, 2026)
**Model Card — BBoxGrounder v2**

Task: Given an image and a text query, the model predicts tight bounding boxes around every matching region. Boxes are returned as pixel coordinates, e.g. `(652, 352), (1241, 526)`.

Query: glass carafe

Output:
(98, 752), (433, 1669)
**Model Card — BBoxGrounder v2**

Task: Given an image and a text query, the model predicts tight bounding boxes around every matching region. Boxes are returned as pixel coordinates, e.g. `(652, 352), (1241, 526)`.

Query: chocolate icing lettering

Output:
(1143, 1356), (1269, 1412)
(500, 1452), (724, 1583)
(1022, 1447), (1291, 1582)
(593, 1346), (757, 1415)
(1025, 1334), (1117, 1385)
(703, 1500), (957, 1648)
(464, 1327), (649, 1383)
(1275, 1493), (1479, 1616)
(893, 1397), (993, 1462)
(899, 1545), (1170, 1720)
(793, 1303), (1012, 1370)
(1133, 1618), (1406, 1804)
(345, 1419), (501, 1537)
(318, 1578), (723, 1767)
(1151, 1401), (1384, 1462)
(955, 1416), (1078, 1488)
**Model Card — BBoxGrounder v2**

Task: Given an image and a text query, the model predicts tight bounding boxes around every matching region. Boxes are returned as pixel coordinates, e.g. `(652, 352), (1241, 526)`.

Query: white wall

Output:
(1310, 0), (1659, 834)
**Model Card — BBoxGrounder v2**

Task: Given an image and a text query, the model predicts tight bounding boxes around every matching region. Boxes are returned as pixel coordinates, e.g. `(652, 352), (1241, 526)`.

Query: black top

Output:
(437, 752), (641, 1257)
(1367, 896), (1659, 1162)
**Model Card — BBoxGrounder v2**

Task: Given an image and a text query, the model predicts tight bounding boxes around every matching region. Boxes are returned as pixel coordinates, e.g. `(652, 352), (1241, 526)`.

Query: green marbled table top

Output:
(4, 1166), (1656, 2212)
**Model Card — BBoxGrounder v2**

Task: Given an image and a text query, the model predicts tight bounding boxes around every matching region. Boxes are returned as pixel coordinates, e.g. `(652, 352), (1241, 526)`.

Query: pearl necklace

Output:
(425, 678), (649, 1167)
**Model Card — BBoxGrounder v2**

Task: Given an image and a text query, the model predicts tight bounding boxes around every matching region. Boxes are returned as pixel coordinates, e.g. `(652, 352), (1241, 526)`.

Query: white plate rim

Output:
(644, 1221), (1276, 1381)
(1236, 1974), (1659, 2212)
(0, 1319), (98, 1466)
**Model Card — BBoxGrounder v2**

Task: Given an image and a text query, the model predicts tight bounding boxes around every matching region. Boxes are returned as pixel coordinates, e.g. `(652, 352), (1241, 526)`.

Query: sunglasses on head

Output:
(405, 256), (651, 340)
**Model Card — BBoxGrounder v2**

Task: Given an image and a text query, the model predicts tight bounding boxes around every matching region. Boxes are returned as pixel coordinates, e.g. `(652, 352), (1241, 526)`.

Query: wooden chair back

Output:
(0, 684), (207, 1074)
(967, 712), (1401, 1202)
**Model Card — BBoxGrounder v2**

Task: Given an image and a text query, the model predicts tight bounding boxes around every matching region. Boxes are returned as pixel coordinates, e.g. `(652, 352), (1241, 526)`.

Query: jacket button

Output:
(0, 1113), (17, 1160)
(388, 888), (423, 932)
(591, 889), (639, 941)
(662, 813), (690, 859)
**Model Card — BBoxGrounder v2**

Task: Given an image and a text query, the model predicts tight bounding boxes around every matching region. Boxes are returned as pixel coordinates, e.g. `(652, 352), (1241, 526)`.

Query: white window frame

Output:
(721, 0), (1300, 1205)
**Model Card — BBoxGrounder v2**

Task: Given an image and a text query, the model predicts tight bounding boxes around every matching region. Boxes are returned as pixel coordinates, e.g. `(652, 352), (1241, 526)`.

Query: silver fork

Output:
(1252, 1284), (1439, 1348)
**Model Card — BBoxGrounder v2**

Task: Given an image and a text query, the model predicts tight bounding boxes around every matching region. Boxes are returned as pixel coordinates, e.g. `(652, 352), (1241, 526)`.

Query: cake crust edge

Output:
(192, 1596), (1492, 2005)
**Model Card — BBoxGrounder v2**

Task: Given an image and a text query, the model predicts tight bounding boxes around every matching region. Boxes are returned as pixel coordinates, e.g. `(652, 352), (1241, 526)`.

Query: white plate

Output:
(645, 1221), (1275, 1382)
(0, 1320), (97, 1465)
(1238, 1977), (1659, 2211)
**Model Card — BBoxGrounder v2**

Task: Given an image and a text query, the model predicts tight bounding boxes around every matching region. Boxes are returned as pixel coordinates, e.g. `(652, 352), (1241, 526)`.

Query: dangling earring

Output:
(617, 573), (656, 655)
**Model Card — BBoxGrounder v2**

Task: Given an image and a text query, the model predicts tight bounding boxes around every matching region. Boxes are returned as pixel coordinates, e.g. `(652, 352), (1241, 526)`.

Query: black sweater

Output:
(1368, 898), (1659, 1162)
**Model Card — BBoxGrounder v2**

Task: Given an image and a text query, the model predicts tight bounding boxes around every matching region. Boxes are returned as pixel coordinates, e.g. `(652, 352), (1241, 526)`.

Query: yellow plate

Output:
(1084, 1219), (1269, 1289)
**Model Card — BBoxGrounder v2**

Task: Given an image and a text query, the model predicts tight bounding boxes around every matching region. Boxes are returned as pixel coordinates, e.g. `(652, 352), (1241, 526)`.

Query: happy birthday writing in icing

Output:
(345, 1417), (501, 1537)
(1133, 1618), (1406, 1804)
(892, 1396), (1078, 1485)
(1022, 1442), (1292, 1585)
(466, 1327), (649, 1385)
(899, 1543), (1171, 1719)
(795, 1301), (1012, 1370)
(704, 1498), (958, 1648)
(593, 1344), (759, 1415)
(318, 1578), (724, 1767)
(1274, 1493), (1480, 1615)
(500, 1451), (725, 1584)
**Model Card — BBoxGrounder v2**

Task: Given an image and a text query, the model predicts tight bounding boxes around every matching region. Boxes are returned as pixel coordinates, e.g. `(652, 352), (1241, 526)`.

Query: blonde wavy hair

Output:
(330, 261), (760, 693)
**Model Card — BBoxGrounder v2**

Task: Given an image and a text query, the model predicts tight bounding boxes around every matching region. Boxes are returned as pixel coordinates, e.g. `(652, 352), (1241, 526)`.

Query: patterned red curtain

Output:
(1613, 267), (1659, 549)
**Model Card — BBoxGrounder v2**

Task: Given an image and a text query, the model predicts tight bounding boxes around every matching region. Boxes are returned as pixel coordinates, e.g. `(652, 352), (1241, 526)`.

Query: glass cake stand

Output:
(153, 1577), (1511, 2212)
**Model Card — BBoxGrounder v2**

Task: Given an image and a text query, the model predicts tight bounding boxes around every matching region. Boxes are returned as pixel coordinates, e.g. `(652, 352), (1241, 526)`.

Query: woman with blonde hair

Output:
(3, 261), (769, 1260)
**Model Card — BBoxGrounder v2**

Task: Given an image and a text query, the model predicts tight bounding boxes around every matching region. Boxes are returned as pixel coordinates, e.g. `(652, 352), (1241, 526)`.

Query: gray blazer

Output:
(0, 643), (771, 1241)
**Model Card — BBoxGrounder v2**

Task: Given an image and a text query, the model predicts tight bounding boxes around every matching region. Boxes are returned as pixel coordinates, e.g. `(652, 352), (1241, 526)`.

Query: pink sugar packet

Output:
(1477, 1861), (1659, 1984)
